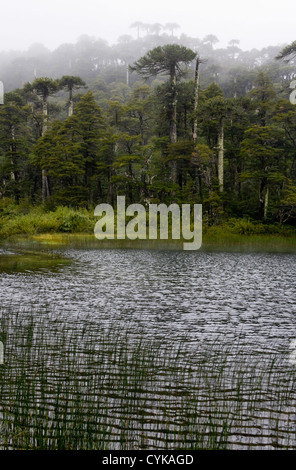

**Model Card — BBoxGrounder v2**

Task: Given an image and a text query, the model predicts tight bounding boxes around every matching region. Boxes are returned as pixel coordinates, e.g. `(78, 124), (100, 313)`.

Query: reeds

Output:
(0, 308), (295, 450)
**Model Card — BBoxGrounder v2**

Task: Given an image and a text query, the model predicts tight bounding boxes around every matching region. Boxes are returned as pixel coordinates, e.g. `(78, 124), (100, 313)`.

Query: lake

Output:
(0, 240), (296, 449)
(1, 241), (295, 351)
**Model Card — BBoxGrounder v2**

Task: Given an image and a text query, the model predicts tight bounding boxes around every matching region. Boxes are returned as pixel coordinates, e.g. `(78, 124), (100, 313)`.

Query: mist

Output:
(0, 0), (295, 53)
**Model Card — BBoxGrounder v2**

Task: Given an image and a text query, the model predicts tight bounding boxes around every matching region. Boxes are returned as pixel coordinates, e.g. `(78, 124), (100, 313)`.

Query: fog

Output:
(0, 0), (295, 53)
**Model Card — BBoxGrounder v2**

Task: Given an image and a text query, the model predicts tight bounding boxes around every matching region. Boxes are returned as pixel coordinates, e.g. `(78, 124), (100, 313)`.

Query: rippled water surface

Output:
(1, 244), (296, 351)
(1, 242), (296, 449)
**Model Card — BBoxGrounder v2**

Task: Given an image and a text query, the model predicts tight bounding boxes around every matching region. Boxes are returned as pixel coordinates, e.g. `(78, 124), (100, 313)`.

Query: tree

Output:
(193, 56), (206, 141)
(30, 78), (59, 133)
(149, 23), (163, 36)
(191, 143), (214, 201)
(164, 23), (180, 37)
(199, 85), (228, 193)
(203, 35), (219, 48)
(240, 126), (285, 220)
(59, 75), (86, 116)
(32, 118), (87, 206)
(74, 91), (105, 204)
(130, 21), (144, 40)
(275, 41), (296, 62)
(249, 72), (276, 126)
(227, 39), (241, 60)
(28, 77), (59, 202)
(130, 45), (196, 183)
(0, 91), (31, 200)
(32, 91), (105, 206)
(130, 45), (196, 143)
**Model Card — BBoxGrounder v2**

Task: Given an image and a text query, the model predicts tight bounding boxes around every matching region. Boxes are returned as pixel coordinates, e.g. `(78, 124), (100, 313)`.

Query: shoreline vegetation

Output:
(0, 204), (296, 251)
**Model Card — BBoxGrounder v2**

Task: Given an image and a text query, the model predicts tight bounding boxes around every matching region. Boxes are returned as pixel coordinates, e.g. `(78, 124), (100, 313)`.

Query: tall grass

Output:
(0, 308), (296, 450)
(203, 219), (296, 250)
(0, 205), (95, 239)
(1, 201), (295, 250)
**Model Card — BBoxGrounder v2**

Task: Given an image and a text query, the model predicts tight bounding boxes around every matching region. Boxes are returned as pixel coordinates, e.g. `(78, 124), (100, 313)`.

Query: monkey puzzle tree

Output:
(276, 41), (296, 62)
(30, 78), (59, 134)
(130, 44), (196, 182)
(129, 21), (144, 40)
(130, 44), (196, 145)
(59, 76), (86, 116)
(164, 23), (180, 37)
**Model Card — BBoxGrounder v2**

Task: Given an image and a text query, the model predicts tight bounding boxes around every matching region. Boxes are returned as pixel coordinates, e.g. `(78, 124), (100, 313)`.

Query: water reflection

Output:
(0, 248), (71, 274)
(1, 242), (296, 449)
(0, 244), (295, 353)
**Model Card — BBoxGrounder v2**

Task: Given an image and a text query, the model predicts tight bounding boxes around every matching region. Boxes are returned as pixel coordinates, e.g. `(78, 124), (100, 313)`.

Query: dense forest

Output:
(1, 27), (296, 229)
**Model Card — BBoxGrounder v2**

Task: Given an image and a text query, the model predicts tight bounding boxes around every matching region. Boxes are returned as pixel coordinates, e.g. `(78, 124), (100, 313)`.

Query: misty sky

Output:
(0, 0), (295, 52)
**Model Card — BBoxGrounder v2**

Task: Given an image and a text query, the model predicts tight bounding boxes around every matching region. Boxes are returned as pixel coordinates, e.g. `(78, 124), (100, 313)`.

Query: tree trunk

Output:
(68, 87), (73, 117)
(259, 177), (267, 220)
(218, 117), (224, 192)
(170, 68), (177, 144)
(126, 65), (129, 86)
(10, 125), (16, 181)
(193, 58), (200, 141)
(170, 67), (178, 183)
(264, 185), (269, 220)
(42, 97), (48, 134)
(42, 170), (50, 203)
(42, 96), (50, 203)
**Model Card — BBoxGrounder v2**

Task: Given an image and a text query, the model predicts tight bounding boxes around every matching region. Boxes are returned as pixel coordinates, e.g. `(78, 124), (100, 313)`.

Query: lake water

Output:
(1, 242), (296, 353)
(1, 241), (296, 449)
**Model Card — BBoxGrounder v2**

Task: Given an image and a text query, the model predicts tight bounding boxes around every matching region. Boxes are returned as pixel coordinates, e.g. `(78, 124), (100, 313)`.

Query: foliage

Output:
(0, 41), (296, 232)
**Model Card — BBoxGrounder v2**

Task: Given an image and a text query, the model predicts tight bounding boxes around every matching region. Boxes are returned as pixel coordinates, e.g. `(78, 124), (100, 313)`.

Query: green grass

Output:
(203, 221), (296, 251)
(0, 204), (96, 239)
(0, 308), (296, 450)
(0, 203), (295, 251)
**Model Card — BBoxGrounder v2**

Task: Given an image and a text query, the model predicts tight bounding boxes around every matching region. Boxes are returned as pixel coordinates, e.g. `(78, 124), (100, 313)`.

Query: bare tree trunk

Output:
(264, 185), (269, 220)
(42, 97), (48, 134)
(218, 117), (224, 192)
(259, 177), (267, 220)
(68, 88), (73, 117)
(126, 65), (129, 86)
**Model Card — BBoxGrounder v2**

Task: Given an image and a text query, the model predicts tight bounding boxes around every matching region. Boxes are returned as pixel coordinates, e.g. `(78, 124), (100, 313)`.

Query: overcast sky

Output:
(0, 0), (295, 52)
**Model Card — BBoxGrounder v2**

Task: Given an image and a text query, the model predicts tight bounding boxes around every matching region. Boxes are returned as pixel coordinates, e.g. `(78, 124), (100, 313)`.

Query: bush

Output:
(225, 218), (292, 235)
(0, 205), (96, 238)
(53, 207), (95, 233)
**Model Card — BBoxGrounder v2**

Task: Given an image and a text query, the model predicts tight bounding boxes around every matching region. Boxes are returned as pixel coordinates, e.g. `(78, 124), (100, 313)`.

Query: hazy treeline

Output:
(0, 32), (296, 227)
(0, 29), (294, 95)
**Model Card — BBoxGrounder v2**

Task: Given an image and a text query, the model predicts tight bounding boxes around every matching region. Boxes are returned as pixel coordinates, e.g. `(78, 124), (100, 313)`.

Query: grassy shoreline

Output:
(31, 231), (296, 251)
(0, 205), (296, 251)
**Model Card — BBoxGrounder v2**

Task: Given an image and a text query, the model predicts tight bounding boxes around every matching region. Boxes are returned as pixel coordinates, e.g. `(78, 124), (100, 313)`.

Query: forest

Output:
(1, 27), (296, 233)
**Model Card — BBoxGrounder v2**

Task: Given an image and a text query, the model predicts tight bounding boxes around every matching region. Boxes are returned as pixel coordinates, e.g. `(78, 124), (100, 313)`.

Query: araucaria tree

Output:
(59, 76), (86, 116)
(130, 45), (196, 182)
(130, 45), (196, 145)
